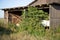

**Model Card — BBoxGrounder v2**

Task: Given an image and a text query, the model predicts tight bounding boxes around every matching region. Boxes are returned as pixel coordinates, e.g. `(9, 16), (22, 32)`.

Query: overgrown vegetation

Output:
(19, 6), (49, 36)
(0, 7), (60, 40)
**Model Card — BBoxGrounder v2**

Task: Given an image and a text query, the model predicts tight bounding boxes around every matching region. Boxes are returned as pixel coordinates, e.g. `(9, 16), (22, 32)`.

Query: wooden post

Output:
(4, 10), (8, 24)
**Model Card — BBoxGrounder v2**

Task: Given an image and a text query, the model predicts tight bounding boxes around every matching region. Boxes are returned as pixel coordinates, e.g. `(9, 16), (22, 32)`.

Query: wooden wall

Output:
(50, 5), (60, 28)
(8, 11), (22, 24)
(49, 0), (60, 4)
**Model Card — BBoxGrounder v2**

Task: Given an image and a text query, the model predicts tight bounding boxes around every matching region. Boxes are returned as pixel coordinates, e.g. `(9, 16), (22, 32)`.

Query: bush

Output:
(19, 6), (49, 36)
(0, 21), (4, 27)
(8, 23), (20, 33)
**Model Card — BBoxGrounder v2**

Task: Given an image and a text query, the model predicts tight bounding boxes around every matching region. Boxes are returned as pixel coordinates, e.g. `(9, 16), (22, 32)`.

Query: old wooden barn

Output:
(1, 0), (60, 27)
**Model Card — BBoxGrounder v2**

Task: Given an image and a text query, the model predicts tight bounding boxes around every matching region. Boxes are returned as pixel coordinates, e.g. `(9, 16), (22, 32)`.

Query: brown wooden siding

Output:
(49, 0), (60, 4)
(50, 5), (60, 27)
(8, 11), (22, 24)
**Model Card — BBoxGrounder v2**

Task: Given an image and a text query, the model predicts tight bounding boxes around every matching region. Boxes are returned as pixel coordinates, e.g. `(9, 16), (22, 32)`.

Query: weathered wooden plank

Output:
(8, 11), (22, 24)
(4, 10), (8, 24)
(50, 5), (60, 27)
(49, 0), (60, 4)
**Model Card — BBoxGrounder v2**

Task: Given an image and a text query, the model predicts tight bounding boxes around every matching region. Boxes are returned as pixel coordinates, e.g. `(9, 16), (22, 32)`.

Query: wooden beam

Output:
(4, 10), (8, 24)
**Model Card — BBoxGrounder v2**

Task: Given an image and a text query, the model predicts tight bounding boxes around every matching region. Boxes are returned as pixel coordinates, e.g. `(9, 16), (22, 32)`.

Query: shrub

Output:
(8, 23), (20, 33)
(19, 6), (49, 36)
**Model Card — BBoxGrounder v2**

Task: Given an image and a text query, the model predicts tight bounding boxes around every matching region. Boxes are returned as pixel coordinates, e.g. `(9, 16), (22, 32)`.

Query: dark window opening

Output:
(8, 11), (22, 16)
(42, 8), (49, 14)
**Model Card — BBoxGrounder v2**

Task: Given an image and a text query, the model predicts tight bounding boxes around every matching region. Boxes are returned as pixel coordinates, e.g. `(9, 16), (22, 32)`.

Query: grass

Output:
(0, 18), (60, 40)
(0, 18), (13, 35)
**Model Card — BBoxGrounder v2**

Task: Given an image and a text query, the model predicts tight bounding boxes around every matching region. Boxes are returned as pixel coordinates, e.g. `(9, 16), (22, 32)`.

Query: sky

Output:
(0, 0), (34, 18)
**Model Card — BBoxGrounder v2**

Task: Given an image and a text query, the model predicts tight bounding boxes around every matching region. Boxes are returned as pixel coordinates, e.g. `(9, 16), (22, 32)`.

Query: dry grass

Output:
(0, 18), (60, 40)
(0, 31), (50, 40)
(0, 28), (60, 40)
(0, 31), (38, 40)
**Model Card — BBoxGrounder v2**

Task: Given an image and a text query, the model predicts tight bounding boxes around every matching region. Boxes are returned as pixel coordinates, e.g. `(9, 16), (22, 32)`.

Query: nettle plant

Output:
(19, 6), (49, 36)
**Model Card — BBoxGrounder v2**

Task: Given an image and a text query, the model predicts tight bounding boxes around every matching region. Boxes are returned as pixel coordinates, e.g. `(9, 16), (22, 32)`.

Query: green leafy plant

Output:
(8, 23), (20, 33)
(19, 6), (49, 36)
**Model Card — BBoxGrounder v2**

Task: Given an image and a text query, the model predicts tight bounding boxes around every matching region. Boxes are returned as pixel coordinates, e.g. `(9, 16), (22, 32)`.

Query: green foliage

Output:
(0, 7), (60, 40)
(49, 27), (60, 40)
(0, 21), (4, 27)
(0, 7), (49, 40)
(19, 6), (49, 36)
(55, 26), (60, 33)
(0, 19), (5, 27)
(8, 23), (20, 33)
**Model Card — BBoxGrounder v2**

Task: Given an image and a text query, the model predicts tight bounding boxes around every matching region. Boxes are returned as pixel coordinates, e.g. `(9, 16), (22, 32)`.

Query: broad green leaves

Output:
(19, 6), (49, 36)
